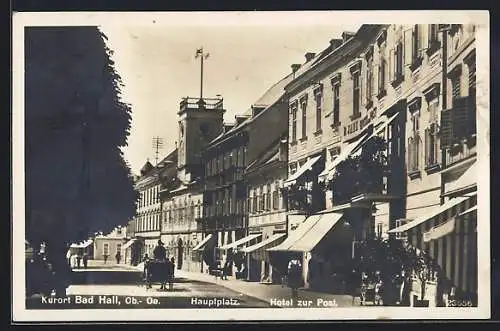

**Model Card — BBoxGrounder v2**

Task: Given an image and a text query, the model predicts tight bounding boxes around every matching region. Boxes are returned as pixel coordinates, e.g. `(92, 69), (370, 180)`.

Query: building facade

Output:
(389, 23), (478, 306)
(160, 96), (225, 272)
(244, 137), (288, 283)
(199, 74), (292, 275)
(133, 161), (163, 258)
(93, 226), (127, 262)
(275, 26), (398, 291)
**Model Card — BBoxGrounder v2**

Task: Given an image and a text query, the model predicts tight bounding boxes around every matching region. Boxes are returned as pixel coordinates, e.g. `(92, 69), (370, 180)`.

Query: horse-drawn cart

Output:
(143, 260), (173, 290)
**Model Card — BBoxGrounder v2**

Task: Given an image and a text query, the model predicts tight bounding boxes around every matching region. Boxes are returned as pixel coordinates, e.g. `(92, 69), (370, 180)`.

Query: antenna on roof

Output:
(152, 137), (164, 166)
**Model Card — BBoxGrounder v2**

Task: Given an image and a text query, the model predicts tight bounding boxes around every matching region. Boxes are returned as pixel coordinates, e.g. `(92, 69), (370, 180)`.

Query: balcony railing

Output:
(179, 97), (224, 111)
(445, 136), (476, 167)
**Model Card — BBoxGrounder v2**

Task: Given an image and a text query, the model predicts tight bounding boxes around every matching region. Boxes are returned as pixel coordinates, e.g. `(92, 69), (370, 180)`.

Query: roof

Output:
(284, 25), (385, 93)
(208, 73), (293, 148)
(246, 136), (284, 174)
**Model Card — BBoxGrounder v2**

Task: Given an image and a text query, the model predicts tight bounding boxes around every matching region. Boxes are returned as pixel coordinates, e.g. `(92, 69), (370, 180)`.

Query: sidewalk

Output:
(174, 269), (360, 307)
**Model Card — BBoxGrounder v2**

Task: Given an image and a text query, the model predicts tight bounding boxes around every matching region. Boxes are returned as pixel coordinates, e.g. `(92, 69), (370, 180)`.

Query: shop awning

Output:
(444, 161), (477, 196)
(267, 214), (324, 252)
(70, 239), (93, 249)
(318, 134), (368, 183)
(459, 205), (477, 217)
(192, 234), (213, 251)
(284, 155), (322, 187)
(286, 212), (343, 252)
(218, 233), (261, 250)
(122, 238), (137, 250)
(387, 192), (477, 234)
(242, 233), (287, 253)
(423, 218), (455, 242)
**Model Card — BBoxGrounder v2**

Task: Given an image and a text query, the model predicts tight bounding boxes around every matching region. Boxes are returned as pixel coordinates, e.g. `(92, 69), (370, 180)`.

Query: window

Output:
(272, 188), (279, 210)
(451, 75), (461, 102)
(378, 58), (386, 96)
(252, 195), (258, 214)
(376, 223), (383, 238)
(427, 24), (440, 55)
(116, 243), (122, 254)
(394, 219), (408, 240)
(352, 71), (360, 116)
(332, 83), (340, 125)
(410, 25), (423, 69)
(259, 189), (265, 212)
(315, 88), (322, 132)
(395, 41), (404, 79)
(408, 110), (421, 173)
(103, 243), (109, 256)
(366, 60), (373, 104)
(116, 227), (122, 235)
(425, 123), (439, 167)
(300, 97), (307, 139)
(266, 184), (272, 210)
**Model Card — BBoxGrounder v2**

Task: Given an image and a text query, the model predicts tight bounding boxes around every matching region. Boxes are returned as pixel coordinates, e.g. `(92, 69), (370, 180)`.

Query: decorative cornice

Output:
(330, 72), (342, 86)
(408, 96), (422, 113)
(348, 58), (362, 73)
(422, 83), (441, 103)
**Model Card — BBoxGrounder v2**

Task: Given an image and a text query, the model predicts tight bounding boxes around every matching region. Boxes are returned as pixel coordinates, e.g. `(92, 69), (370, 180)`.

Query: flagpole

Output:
(200, 49), (204, 100)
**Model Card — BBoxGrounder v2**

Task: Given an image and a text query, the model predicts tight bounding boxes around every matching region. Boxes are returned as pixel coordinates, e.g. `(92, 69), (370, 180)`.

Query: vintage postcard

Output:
(12, 10), (490, 322)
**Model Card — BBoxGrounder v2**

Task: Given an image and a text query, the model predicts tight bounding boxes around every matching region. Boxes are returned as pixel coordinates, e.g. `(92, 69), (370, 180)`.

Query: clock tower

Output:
(177, 97), (225, 183)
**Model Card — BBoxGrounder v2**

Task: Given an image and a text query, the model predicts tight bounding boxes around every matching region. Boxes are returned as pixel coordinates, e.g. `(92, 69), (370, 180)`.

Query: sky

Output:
(99, 14), (361, 175)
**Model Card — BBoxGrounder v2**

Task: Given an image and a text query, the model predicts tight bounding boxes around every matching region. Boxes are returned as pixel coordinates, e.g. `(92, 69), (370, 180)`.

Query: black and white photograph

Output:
(12, 11), (490, 321)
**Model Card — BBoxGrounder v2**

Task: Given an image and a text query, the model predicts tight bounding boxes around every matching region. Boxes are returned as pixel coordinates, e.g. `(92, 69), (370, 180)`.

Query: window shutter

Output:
(468, 64), (476, 90)
(440, 109), (452, 148)
(404, 28), (413, 67)
(375, 63), (380, 93)
(419, 24), (427, 53)
(453, 96), (469, 140)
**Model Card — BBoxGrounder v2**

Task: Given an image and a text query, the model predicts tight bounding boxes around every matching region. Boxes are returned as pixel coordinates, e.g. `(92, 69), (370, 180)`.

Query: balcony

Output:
(179, 96), (224, 113)
(444, 136), (476, 169)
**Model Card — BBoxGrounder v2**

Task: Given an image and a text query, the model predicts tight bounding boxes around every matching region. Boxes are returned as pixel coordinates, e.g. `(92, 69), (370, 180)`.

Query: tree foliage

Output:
(328, 136), (388, 205)
(25, 27), (138, 254)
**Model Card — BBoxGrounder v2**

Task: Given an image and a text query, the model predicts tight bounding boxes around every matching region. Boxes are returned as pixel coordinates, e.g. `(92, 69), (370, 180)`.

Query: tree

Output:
(24, 27), (138, 288)
(327, 136), (388, 205)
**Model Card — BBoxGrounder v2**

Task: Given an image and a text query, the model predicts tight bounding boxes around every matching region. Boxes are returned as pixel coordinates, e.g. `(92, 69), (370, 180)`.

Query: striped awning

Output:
(388, 192), (477, 234)
(242, 233), (286, 253)
(122, 238), (137, 250)
(218, 233), (261, 250)
(284, 155), (322, 187)
(192, 234), (213, 251)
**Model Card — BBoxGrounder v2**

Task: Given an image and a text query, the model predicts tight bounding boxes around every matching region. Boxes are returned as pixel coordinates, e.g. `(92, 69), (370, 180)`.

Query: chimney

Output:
(329, 38), (343, 50)
(342, 31), (356, 43)
(251, 105), (266, 117)
(235, 115), (250, 125)
(291, 64), (301, 78)
(305, 52), (316, 62)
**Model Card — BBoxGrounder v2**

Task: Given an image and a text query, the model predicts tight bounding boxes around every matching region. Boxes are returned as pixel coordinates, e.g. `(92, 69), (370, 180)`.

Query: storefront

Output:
(268, 211), (354, 291)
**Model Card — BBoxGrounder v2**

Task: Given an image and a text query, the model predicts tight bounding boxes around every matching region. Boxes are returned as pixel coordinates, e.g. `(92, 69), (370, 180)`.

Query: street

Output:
(26, 260), (359, 309)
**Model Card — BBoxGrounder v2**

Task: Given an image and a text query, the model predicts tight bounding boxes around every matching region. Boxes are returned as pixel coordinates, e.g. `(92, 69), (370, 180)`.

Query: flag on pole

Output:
(195, 48), (203, 58)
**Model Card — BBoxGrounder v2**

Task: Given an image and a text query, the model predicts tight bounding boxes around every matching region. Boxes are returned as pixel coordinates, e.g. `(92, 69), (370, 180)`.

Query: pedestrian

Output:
(153, 240), (167, 261)
(222, 260), (230, 280)
(287, 258), (302, 305)
(168, 257), (175, 290)
(103, 253), (108, 264)
(76, 255), (82, 269)
(170, 257), (175, 275)
(115, 251), (121, 264)
(82, 253), (88, 269)
(66, 249), (72, 267)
